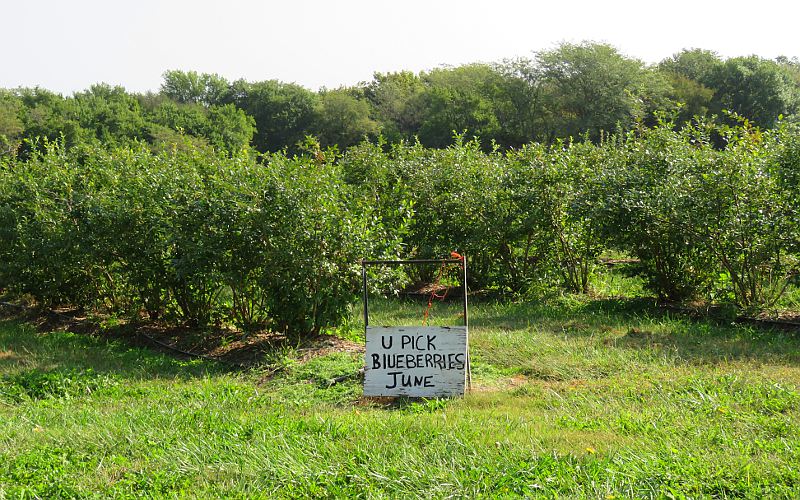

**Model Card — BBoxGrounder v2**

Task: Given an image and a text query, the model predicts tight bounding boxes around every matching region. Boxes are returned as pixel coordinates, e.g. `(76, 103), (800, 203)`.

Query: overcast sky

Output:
(2, 0), (799, 94)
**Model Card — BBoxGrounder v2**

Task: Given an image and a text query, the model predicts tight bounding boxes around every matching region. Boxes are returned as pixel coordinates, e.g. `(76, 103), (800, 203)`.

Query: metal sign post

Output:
(361, 257), (470, 397)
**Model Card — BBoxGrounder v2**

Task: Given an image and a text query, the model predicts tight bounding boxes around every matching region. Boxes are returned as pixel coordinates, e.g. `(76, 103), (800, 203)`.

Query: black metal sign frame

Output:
(360, 257), (468, 332)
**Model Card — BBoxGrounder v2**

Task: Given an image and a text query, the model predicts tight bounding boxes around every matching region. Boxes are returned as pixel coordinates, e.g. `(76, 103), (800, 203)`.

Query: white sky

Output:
(2, 0), (799, 95)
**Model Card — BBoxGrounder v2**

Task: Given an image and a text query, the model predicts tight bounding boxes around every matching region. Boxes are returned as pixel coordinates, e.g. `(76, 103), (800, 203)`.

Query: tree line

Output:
(2, 42), (799, 157)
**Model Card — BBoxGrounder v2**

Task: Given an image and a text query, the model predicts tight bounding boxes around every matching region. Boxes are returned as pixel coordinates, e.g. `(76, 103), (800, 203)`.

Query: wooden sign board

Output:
(364, 326), (467, 397)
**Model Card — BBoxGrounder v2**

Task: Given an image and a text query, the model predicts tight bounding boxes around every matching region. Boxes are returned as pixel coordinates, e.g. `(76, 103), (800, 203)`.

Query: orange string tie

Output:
(422, 252), (462, 326)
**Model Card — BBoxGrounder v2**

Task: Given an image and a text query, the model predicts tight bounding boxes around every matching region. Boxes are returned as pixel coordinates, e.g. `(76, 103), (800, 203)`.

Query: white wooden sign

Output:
(364, 326), (467, 397)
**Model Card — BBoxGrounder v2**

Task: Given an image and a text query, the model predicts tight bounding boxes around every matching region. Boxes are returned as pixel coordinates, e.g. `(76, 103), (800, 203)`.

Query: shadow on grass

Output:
(0, 318), (226, 382)
(576, 299), (800, 366)
(4, 293), (800, 392)
(611, 319), (800, 366)
(576, 297), (662, 317)
(467, 297), (663, 332)
(460, 297), (800, 368)
(0, 303), (323, 379)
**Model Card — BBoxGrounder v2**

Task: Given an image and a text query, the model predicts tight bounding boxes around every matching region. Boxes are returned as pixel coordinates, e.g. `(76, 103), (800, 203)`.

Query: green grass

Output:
(2, 296), (800, 498)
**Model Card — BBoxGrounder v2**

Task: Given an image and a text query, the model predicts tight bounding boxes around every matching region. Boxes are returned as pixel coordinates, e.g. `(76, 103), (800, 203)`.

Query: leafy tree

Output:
(777, 58), (800, 125)
(161, 70), (230, 107)
(314, 89), (379, 148)
(0, 91), (23, 156)
(535, 42), (658, 140)
(657, 50), (721, 125)
(708, 56), (800, 128)
(659, 49), (722, 83)
(204, 103), (256, 152)
(145, 100), (254, 153)
(363, 71), (426, 143)
(146, 124), (212, 154)
(494, 58), (552, 146)
(662, 74), (715, 125)
(776, 56), (800, 88)
(148, 100), (209, 136)
(416, 64), (504, 149)
(71, 84), (147, 146)
(224, 79), (318, 153)
(16, 88), (88, 152)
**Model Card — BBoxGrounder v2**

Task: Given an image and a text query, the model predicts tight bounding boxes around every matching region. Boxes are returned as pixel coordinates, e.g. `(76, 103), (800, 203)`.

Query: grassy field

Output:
(1, 297), (799, 498)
